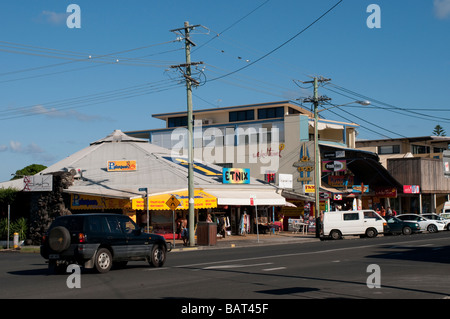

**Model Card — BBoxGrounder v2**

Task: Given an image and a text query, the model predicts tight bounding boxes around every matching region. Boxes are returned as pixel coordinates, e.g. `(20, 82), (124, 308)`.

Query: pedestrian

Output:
(387, 207), (393, 216)
(380, 206), (386, 217)
(206, 213), (213, 223)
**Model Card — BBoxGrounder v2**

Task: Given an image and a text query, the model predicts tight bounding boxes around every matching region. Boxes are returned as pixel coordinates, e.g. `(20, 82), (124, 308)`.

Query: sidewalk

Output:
(169, 231), (319, 251)
(0, 231), (319, 253)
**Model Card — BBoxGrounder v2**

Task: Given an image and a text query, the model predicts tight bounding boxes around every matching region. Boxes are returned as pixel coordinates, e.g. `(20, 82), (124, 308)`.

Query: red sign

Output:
(403, 185), (420, 194)
(250, 198), (254, 206)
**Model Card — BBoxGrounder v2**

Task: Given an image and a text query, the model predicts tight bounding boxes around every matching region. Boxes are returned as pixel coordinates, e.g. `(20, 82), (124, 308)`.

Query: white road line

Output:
(262, 267), (286, 272)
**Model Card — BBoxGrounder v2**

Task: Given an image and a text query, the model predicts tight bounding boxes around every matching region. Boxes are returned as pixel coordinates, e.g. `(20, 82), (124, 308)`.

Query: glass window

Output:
(364, 211), (381, 220)
(229, 110), (254, 122)
(343, 213), (359, 221)
(87, 216), (109, 233)
(106, 216), (123, 234)
(168, 116), (188, 128)
(258, 107), (284, 120)
(378, 145), (400, 154)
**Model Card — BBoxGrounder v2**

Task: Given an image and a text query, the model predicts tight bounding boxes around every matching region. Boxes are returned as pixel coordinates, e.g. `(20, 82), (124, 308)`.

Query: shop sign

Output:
(222, 168), (250, 184)
(304, 184), (315, 193)
(352, 184), (369, 193)
(403, 185), (420, 194)
(328, 175), (354, 187)
(333, 194), (343, 200)
(23, 175), (53, 192)
(322, 160), (346, 172)
(278, 174), (293, 189)
(375, 187), (397, 198)
(107, 160), (136, 172)
(71, 194), (130, 210)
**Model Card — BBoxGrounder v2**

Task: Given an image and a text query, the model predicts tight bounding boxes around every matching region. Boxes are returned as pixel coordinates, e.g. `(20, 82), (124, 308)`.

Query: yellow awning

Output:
(132, 190), (217, 210)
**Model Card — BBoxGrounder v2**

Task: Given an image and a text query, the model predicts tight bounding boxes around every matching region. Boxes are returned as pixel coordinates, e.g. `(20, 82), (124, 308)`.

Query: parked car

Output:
(396, 214), (445, 233)
(385, 216), (421, 235)
(321, 210), (387, 240)
(41, 213), (171, 273)
(422, 213), (450, 231)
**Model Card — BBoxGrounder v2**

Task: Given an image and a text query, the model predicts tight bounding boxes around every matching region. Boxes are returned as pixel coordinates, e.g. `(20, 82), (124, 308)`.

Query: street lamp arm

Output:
(317, 100), (371, 113)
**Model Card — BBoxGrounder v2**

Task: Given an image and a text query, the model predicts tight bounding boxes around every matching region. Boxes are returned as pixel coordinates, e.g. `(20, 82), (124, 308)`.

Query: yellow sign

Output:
(107, 160), (136, 172)
(132, 190), (217, 210)
(304, 184), (315, 193)
(166, 195), (181, 210)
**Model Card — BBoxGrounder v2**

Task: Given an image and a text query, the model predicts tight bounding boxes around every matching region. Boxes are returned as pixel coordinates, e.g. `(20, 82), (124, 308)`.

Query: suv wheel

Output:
(48, 226), (71, 253)
(94, 248), (113, 273)
(149, 244), (166, 267)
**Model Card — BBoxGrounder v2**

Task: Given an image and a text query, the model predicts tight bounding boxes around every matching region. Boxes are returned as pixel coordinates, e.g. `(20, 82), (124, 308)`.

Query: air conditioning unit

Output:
(202, 118), (213, 125)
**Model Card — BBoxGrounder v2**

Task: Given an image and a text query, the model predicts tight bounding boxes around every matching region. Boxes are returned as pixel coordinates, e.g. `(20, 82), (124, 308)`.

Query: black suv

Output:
(40, 213), (171, 273)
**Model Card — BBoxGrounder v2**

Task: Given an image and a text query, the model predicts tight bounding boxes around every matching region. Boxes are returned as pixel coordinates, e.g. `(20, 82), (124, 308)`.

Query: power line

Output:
(206, 0), (343, 82)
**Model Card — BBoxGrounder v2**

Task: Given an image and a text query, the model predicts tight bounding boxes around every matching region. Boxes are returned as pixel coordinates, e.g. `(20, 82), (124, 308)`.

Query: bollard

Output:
(13, 232), (19, 249)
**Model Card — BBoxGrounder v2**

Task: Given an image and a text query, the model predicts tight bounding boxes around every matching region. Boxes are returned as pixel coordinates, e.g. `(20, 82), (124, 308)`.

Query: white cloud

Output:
(434, 0), (450, 19)
(9, 141), (44, 154)
(41, 10), (68, 25)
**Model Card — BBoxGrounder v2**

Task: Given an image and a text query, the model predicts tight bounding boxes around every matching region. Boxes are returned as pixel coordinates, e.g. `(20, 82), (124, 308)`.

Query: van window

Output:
(364, 211), (382, 220)
(343, 213), (359, 221)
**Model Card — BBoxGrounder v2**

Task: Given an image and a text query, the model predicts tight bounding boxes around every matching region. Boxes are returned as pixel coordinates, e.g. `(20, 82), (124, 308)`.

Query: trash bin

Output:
(197, 222), (217, 246)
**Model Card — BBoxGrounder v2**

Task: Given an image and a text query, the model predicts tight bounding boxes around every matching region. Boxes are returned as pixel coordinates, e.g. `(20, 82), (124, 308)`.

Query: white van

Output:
(442, 201), (450, 215)
(322, 210), (387, 240)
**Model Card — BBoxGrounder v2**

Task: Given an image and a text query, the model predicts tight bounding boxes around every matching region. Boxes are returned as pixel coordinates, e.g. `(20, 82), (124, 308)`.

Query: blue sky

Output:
(1, 0), (449, 182)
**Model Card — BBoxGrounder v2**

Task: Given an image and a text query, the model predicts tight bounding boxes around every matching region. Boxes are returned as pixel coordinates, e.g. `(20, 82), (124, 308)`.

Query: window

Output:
(168, 116), (188, 128)
(378, 145), (400, 154)
(229, 110), (254, 122)
(88, 216), (109, 233)
(258, 107), (284, 120)
(343, 213), (359, 221)
(411, 144), (430, 154)
(364, 211), (381, 220)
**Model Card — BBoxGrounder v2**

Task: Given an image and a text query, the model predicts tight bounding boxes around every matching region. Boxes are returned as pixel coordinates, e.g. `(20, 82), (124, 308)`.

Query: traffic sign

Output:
(166, 195), (181, 210)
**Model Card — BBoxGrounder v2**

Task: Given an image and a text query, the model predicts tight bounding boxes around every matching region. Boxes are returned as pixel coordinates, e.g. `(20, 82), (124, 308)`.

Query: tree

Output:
(432, 125), (446, 136)
(11, 164), (47, 180)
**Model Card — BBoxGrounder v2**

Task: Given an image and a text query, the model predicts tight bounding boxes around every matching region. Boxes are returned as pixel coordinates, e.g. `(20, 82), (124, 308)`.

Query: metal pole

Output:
(146, 190), (149, 233)
(255, 203), (259, 243)
(172, 210), (176, 248)
(184, 21), (196, 247)
(7, 204), (10, 250)
(313, 77), (321, 238)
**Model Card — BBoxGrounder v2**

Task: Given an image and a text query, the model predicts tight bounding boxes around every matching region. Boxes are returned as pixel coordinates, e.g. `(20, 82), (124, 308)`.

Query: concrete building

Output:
(356, 136), (450, 214)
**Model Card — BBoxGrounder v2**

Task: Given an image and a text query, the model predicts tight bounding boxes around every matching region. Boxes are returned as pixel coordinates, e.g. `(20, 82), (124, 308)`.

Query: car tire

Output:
(329, 230), (342, 240)
(427, 224), (438, 233)
(149, 244), (166, 267)
(48, 226), (71, 253)
(365, 228), (378, 238)
(94, 248), (113, 273)
(402, 226), (412, 235)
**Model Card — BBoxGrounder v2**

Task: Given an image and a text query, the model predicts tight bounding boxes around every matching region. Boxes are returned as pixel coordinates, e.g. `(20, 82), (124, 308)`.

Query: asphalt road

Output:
(1, 232), (450, 302)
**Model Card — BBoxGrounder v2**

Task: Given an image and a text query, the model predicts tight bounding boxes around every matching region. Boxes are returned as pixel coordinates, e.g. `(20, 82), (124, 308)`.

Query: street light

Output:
(313, 99), (371, 237)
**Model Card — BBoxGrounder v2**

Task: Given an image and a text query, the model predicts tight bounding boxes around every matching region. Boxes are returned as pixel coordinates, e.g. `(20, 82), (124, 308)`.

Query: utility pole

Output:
(301, 76), (331, 237)
(170, 22), (203, 247)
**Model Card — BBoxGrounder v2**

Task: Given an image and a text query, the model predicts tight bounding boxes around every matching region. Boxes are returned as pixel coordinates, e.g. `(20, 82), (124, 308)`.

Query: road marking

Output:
(203, 262), (273, 270)
(262, 267), (286, 272)
(173, 236), (449, 270)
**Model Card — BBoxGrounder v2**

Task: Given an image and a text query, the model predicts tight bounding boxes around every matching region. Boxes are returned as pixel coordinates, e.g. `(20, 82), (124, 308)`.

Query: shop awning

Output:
(205, 188), (286, 206)
(132, 189), (217, 210)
